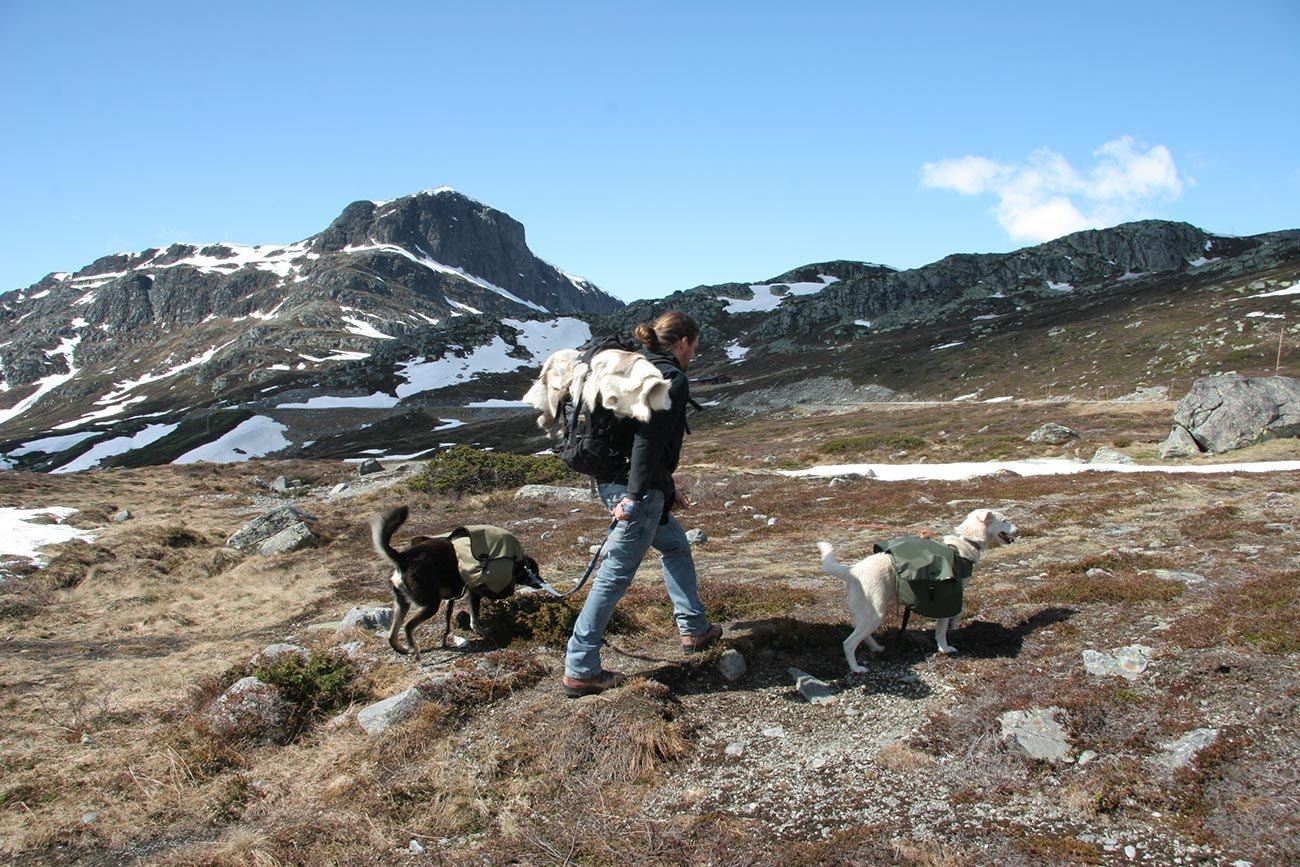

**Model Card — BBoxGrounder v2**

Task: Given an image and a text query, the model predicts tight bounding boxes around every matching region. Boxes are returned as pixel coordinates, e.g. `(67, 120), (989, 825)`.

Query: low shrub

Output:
(250, 651), (368, 739)
(819, 433), (927, 455)
(1028, 571), (1184, 606)
(1170, 569), (1300, 654)
(406, 445), (573, 496)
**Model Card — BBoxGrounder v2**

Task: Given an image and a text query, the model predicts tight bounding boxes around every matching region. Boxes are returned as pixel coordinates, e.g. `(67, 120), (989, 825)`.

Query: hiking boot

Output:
(681, 623), (723, 655)
(561, 669), (627, 698)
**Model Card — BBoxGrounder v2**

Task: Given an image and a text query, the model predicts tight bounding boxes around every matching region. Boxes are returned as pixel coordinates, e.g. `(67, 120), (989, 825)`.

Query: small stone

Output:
(717, 649), (747, 682)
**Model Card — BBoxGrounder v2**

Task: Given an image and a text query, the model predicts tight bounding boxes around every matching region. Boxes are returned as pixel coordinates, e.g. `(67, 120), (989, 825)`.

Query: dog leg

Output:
(402, 603), (441, 659)
(842, 628), (872, 674)
(934, 616), (958, 654)
(468, 592), (491, 638)
(843, 608), (884, 673)
(388, 584), (413, 656)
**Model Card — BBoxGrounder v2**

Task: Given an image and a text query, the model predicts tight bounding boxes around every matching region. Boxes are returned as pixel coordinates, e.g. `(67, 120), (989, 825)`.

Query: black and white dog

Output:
(370, 505), (540, 657)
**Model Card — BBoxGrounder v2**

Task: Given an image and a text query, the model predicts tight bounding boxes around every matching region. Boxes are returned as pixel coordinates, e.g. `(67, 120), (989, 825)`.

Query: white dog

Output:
(816, 509), (1019, 673)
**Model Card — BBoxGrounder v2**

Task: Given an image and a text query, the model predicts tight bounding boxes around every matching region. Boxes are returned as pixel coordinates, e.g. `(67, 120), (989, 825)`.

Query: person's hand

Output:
(674, 489), (692, 510)
(613, 497), (641, 522)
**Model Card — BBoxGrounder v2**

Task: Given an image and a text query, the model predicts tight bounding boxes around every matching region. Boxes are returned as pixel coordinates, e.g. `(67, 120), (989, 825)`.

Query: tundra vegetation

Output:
(1, 400), (1297, 866)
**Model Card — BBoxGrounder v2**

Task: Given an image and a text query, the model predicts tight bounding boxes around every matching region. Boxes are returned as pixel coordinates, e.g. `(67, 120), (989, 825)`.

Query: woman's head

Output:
(633, 311), (700, 351)
(633, 311), (701, 369)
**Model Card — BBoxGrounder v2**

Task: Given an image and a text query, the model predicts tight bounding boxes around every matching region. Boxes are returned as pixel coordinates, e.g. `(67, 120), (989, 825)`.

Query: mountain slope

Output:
(0, 189), (620, 445)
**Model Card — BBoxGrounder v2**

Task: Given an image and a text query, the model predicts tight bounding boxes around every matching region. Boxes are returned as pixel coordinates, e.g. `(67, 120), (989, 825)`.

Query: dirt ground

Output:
(2, 402), (1298, 866)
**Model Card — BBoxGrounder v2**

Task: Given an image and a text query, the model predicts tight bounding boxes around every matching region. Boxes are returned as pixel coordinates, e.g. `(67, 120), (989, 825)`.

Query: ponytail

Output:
(634, 311), (700, 352)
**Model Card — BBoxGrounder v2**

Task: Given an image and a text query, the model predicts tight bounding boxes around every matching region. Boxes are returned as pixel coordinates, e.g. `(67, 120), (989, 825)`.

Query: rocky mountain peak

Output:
(308, 188), (617, 315)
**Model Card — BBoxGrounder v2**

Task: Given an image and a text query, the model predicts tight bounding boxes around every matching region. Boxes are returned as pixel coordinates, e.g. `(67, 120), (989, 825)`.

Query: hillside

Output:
(2, 400), (1298, 865)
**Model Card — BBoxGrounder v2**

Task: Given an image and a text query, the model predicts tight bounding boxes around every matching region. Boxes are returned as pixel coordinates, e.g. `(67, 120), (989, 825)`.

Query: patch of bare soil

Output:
(2, 404), (1298, 866)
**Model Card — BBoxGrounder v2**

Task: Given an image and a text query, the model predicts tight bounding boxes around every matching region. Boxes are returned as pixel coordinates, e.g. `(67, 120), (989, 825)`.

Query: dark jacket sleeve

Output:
(625, 368), (688, 498)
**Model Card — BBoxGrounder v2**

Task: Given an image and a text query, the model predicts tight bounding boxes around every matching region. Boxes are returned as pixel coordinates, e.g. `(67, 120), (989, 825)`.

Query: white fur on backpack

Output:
(523, 348), (670, 436)
(522, 348), (581, 433)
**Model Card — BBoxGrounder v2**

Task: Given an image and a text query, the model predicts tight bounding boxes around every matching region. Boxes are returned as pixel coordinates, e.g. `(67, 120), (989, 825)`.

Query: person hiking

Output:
(562, 311), (722, 697)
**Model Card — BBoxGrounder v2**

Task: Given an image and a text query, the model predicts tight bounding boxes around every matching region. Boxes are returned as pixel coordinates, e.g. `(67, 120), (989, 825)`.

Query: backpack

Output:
(445, 525), (539, 599)
(555, 335), (642, 479)
(873, 536), (974, 618)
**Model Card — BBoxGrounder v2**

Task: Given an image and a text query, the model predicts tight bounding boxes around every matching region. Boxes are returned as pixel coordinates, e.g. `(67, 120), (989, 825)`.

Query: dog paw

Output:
(937, 645), (958, 655)
(448, 635), (471, 649)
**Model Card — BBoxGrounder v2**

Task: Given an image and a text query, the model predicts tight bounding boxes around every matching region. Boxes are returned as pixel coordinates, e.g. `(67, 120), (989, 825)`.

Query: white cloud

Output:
(921, 136), (1185, 243)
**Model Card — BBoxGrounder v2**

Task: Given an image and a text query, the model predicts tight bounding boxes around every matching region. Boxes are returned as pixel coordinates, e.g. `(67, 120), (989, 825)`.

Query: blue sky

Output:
(2, 1), (1297, 303)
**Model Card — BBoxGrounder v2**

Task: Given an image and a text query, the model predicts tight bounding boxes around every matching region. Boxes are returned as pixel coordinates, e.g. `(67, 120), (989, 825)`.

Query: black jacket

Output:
(622, 348), (689, 499)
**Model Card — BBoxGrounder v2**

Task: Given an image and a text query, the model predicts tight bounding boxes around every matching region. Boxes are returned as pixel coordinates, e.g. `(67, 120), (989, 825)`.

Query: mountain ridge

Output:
(2, 189), (1298, 473)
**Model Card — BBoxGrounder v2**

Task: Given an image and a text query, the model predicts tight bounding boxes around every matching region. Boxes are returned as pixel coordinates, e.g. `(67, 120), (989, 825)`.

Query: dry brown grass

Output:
(1, 405), (1298, 864)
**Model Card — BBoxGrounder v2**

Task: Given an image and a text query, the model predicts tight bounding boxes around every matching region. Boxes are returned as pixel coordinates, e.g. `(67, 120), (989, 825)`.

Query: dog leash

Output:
(533, 517), (618, 599)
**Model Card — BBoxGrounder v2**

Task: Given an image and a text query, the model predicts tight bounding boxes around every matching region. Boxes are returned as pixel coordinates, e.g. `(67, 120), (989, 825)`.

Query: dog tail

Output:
(370, 505), (410, 567)
(816, 541), (853, 581)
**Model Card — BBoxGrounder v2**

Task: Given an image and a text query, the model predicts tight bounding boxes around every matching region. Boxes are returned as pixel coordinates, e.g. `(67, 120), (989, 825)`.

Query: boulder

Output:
(357, 687), (427, 735)
(1026, 423), (1078, 445)
(1173, 374), (1300, 453)
(227, 506), (317, 555)
(1090, 446), (1133, 464)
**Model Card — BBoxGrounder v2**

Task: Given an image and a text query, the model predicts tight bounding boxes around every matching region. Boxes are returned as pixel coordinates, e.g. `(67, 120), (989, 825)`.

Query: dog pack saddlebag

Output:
(874, 536), (972, 619)
(446, 525), (528, 600)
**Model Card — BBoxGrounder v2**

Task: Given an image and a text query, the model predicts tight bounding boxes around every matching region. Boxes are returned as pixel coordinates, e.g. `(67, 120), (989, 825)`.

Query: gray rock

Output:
(357, 458), (385, 476)
(1083, 645), (1152, 680)
(1090, 446), (1134, 464)
(1150, 569), (1206, 585)
(227, 506), (317, 553)
(1159, 424), (1202, 459)
(788, 667), (836, 704)
(685, 528), (708, 545)
(515, 484), (597, 503)
(250, 642), (310, 668)
(110, 509), (133, 523)
(204, 676), (291, 742)
(1173, 374), (1300, 453)
(257, 521), (316, 555)
(1154, 727), (1220, 771)
(999, 707), (1071, 761)
(270, 475), (291, 493)
(339, 605), (394, 633)
(1026, 423), (1078, 445)
(717, 649), (747, 681)
(357, 687), (427, 735)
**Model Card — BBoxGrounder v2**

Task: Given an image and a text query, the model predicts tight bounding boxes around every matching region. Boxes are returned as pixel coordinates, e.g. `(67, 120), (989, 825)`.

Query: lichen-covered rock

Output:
(204, 676), (291, 743)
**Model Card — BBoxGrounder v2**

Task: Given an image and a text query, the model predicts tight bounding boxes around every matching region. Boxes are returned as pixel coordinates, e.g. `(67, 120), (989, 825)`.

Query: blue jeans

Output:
(564, 483), (709, 678)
